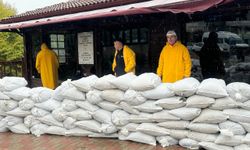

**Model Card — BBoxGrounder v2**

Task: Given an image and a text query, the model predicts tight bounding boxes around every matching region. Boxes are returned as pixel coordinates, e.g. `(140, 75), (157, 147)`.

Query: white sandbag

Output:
(53, 80), (72, 101)
(169, 108), (201, 121)
(156, 136), (178, 147)
(0, 77), (27, 91)
(30, 87), (54, 103)
(133, 101), (163, 113)
(6, 107), (31, 117)
(141, 83), (175, 99)
(2, 116), (23, 127)
(223, 109), (250, 123)
(88, 133), (118, 138)
(52, 108), (67, 122)
(220, 129), (234, 137)
(136, 123), (170, 136)
(30, 124), (48, 137)
(0, 91), (10, 100)
(187, 131), (217, 142)
(97, 101), (121, 112)
(239, 122), (250, 132)
(119, 123), (139, 136)
(199, 142), (234, 150)
(234, 144), (250, 150)
(63, 117), (76, 129)
(45, 126), (66, 136)
(67, 109), (92, 121)
(35, 98), (61, 112)
(101, 90), (124, 103)
(75, 101), (99, 112)
(31, 107), (50, 117)
(188, 123), (219, 134)
(127, 113), (153, 123)
(196, 78), (228, 98)
(219, 121), (246, 135)
(186, 95), (215, 108)
(71, 75), (98, 92)
(0, 126), (8, 132)
(215, 134), (243, 146)
(75, 120), (102, 133)
(238, 100), (250, 110)
(9, 123), (30, 134)
(65, 128), (93, 136)
(170, 77), (200, 97)
(60, 86), (85, 101)
(19, 98), (34, 110)
(210, 97), (237, 110)
(169, 129), (188, 140)
(123, 90), (146, 106)
(193, 109), (228, 124)
(38, 114), (63, 127)
(61, 99), (78, 112)
(179, 138), (199, 150)
(110, 72), (137, 91)
(0, 100), (18, 112)
(24, 115), (40, 128)
(92, 74), (116, 90)
(86, 90), (103, 104)
(125, 131), (156, 146)
(226, 82), (250, 102)
(101, 123), (118, 134)
(92, 109), (112, 124)
(111, 109), (129, 126)
(243, 133), (250, 145)
(155, 97), (186, 109)
(129, 73), (161, 91)
(150, 110), (181, 122)
(157, 121), (189, 130)
(119, 101), (140, 115)
(3, 87), (31, 101)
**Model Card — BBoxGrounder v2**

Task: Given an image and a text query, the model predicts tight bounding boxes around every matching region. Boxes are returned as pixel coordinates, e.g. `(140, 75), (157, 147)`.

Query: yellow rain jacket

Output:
(112, 45), (136, 74)
(157, 41), (192, 83)
(36, 43), (59, 89)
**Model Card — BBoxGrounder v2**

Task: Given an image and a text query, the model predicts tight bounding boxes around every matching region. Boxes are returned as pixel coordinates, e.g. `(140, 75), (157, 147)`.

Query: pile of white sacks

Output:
(0, 73), (250, 150)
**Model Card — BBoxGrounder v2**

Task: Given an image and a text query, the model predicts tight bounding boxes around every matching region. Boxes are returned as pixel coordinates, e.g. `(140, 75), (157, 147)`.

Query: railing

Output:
(0, 60), (23, 78)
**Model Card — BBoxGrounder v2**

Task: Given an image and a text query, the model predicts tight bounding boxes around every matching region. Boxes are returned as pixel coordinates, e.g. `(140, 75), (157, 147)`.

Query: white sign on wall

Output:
(78, 32), (94, 64)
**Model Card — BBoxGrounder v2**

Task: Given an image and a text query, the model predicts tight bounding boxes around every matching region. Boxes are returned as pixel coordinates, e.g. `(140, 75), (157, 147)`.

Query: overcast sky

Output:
(3, 0), (69, 14)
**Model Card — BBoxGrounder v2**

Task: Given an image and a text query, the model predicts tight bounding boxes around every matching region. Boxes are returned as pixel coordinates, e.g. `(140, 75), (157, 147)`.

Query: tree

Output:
(0, 0), (24, 61)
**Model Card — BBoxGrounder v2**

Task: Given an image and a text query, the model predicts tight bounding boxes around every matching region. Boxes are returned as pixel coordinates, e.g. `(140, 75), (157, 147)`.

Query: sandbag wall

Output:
(0, 74), (250, 150)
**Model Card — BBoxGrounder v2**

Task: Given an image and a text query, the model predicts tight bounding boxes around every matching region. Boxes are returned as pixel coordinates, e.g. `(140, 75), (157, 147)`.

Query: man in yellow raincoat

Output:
(36, 43), (59, 89)
(112, 38), (136, 76)
(157, 30), (192, 83)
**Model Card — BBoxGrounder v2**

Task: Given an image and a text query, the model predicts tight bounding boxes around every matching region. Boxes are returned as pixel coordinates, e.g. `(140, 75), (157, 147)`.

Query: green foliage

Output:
(0, 0), (23, 61)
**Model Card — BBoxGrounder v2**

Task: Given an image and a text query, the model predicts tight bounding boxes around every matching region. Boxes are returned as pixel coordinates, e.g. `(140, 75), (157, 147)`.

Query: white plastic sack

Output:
(6, 107), (31, 117)
(156, 136), (178, 147)
(9, 123), (30, 134)
(31, 107), (50, 117)
(179, 138), (199, 150)
(75, 101), (99, 112)
(226, 82), (250, 102)
(0, 100), (18, 112)
(101, 90), (124, 103)
(0, 77), (27, 91)
(210, 97), (237, 110)
(169, 129), (188, 140)
(60, 86), (85, 101)
(74, 120), (102, 133)
(30, 87), (54, 103)
(186, 95), (215, 108)
(30, 124), (48, 137)
(170, 77), (200, 97)
(63, 117), (76, 129)
(136, 123), (170, 136)
(199, 142), (234, 150)
(67, 109), (92, 121)
(129, 73), (161, 91)
(19, 98), (34, 110)
(119, 101), (140, 115)
(188, 123), (219, 134)
(219, 121), (246, 135)
(35, 98), (61, 111)
(234, 144), (250, 150)
(38, 114), (64, 127)
(111, 109), (130, 126)
(223, 109), (250, 123)
(61, 99), (78, 112)
(193, 109), (228, 124)
(52, 108), (68, 122)
(71, 75), (98, 92)
(92, 109), (112, 124)
(92, 74), (116, 90)
(150, 110), (180, 122)
(0, 91), (10, 100)
(187, 131), (217, 142)
(169, 108), (201, 121)
(123, 90), (146, 106)
(127, 113), (153, 123)
(110, 73), (137, 91)
(24, 115), (40, 128)
(4, 87), (31, 101)
(45, 126), (66, 136)
(86, 90), (103, 104)
(157, 121), (189, 130)
(65, 128), (93, 136)
(133, 101), (163, 113)
(215, 134), (243, 146)
(196, 78), (228, 98)
(97, 101), (121, 112)
(101, 123), (118, 134)
(141, 83), (175, 99)
(125, 131), (156, 146)
(2, 116), (23, 127)
(155, 97), (186, 109)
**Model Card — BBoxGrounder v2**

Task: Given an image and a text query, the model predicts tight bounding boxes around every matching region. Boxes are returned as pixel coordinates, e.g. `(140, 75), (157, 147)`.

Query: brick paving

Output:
(0, 132), (187, 150)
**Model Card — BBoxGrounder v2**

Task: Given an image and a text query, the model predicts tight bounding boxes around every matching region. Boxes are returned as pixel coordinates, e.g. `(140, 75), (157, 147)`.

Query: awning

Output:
(0, 0), (233, 31)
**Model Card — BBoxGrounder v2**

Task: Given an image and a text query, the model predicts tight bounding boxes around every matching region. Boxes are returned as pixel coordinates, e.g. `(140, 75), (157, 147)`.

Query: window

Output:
(50, 34), (65, 63)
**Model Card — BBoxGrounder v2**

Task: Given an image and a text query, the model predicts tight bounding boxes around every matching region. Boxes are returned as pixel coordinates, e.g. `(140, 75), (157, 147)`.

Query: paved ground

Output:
(0, 132), (187, 150)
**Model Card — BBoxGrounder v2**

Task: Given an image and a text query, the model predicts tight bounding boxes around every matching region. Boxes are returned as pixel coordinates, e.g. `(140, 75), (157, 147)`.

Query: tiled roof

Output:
(1, 0), (148, 23)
